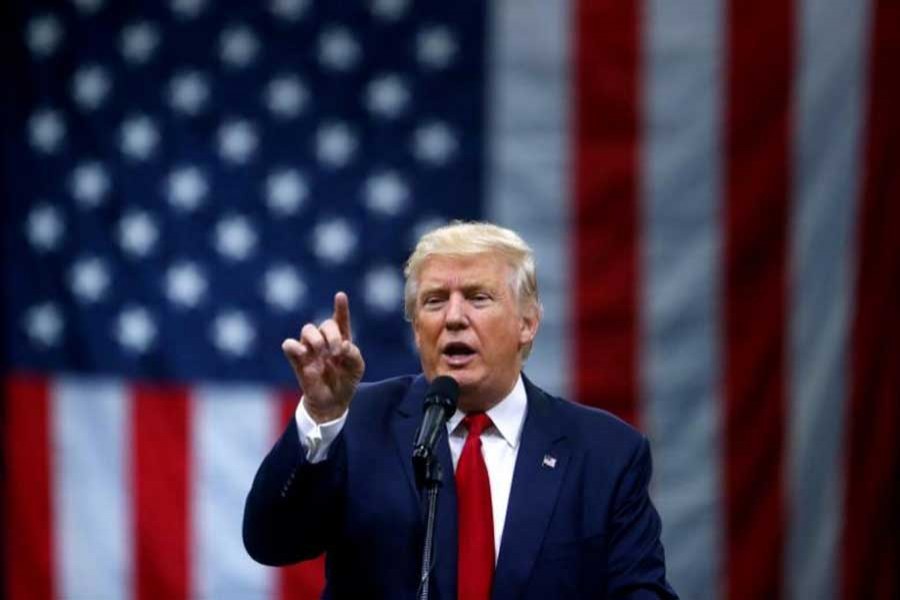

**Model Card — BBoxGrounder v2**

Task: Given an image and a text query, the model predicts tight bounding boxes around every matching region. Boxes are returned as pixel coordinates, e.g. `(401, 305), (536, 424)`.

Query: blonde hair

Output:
(404, 222), (542, 358)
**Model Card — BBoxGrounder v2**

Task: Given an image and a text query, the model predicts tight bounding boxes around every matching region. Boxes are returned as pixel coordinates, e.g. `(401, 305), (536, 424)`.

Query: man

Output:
(243, 222), (678, 599)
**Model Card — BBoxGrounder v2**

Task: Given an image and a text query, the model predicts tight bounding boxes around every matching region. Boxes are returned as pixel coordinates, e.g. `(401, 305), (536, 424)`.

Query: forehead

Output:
(416, 253), (512, 290)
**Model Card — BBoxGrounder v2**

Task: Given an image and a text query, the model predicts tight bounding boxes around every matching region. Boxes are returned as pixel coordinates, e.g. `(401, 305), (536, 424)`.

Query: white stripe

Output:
(192, 384), (276, 600)
(788, 2), (871, 598)
(641, 2), (724, 599)
(53, 377), (132, 600)
(486, 0), (572, 398)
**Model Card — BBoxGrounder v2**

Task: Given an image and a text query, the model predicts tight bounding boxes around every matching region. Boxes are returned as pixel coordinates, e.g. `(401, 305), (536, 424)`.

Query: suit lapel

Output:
(391, 375), (429, 500)
(492, 377), (569, 600)
(390, 375), (458, 600)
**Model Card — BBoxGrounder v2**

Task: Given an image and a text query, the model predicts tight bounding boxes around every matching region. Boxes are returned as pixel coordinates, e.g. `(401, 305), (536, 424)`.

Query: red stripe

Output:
(722, 2), (793, 598)
(3, 374), (55, 600)
(842, 1), (900, 597)
(574, 0), (642, 426)
(133, 383), (191, 600)
(277, 390), (325, 600)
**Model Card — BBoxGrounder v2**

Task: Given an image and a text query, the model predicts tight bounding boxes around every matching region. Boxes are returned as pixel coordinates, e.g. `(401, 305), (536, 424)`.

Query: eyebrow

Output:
(417, 281), (499, 296)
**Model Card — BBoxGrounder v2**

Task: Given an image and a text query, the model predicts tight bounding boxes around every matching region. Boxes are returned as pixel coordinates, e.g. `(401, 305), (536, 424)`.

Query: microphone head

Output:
(424, 376), (459, 414)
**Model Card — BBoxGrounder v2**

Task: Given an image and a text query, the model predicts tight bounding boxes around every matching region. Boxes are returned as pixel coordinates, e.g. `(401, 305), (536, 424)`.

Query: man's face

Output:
(412, 253), (539, 411)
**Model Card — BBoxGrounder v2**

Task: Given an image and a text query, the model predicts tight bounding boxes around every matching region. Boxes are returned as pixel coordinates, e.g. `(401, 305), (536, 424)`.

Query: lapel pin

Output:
(542, 454), (557, 469)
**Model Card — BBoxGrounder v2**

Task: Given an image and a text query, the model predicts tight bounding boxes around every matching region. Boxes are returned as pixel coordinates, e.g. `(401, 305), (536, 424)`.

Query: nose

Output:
(445, 293), (468, 330)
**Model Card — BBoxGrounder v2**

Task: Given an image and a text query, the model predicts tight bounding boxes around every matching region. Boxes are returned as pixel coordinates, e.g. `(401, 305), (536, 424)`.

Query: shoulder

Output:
(355, 374), (421, 399)
(525, 376), (646, 458)
(345, 373), (424, 421)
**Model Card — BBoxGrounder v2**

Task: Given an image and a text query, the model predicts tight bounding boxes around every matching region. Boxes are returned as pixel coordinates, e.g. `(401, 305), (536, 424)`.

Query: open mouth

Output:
(442, 341), (477, 365)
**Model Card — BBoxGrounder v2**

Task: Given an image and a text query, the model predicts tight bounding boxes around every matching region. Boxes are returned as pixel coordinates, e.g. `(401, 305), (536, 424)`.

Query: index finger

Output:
(333, 291), (352, 341)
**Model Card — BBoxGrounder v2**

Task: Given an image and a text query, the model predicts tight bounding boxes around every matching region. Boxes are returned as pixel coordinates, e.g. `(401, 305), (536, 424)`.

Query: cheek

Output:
(481, 319), (521, 353)
(414, 322), (439, 352)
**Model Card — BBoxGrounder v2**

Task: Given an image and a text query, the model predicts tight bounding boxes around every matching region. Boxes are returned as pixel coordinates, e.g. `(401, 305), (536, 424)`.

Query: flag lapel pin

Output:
(542, 454), (557, 469)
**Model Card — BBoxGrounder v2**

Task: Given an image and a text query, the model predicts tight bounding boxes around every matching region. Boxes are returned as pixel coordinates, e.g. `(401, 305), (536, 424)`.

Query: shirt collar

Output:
(447, 374), (527, 449)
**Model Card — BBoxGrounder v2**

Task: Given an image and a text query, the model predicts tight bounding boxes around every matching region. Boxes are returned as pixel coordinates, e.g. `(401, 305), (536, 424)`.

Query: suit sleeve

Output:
(606, 436), (679, 599)
(242, 417), (346, 566)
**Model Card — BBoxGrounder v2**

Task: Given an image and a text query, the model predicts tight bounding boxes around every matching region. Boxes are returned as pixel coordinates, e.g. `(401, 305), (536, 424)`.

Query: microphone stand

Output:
(415, 452), (443, 600)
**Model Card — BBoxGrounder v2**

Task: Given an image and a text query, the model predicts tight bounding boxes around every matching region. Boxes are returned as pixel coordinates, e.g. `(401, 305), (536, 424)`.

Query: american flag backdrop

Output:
(2, 0), (898, 599)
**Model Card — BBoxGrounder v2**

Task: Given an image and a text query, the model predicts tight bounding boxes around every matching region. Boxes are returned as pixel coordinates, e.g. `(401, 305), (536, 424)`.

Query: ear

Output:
(518, 305), (541, 346)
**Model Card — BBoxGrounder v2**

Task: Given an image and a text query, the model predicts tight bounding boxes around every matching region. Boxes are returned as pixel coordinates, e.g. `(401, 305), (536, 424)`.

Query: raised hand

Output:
(281, 291), (365, 423)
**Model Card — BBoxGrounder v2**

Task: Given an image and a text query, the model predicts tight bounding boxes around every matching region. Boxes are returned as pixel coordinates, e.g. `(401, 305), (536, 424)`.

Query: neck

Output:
(457, 375), (519, 414)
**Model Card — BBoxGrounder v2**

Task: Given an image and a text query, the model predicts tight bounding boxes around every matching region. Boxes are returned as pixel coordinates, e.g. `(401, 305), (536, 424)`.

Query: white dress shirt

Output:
(295, 375), (528, 561)
(445, 375), (527, 560)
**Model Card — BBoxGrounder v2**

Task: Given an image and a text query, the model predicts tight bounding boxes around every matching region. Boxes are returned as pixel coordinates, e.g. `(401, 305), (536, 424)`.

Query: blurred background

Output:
(2, 0), (897, 599)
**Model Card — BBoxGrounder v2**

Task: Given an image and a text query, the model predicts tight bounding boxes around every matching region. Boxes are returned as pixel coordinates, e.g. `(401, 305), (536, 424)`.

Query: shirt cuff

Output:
(295, 398), (348, 464)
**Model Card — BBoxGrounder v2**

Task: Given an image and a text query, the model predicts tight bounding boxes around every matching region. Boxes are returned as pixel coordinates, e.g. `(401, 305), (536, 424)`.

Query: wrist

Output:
(303, 400), (346, 424)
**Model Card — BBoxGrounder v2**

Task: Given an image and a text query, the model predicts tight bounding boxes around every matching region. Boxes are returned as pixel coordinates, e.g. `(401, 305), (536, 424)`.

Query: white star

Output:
(318, 27), (360, 71)
(26, 15), (64, 59)
(115, 306), (157, 354)
(262, 264), (307, 311)
(312, 218), (358, 265)
(26, 204), (65, 252)
(165, 261), (207, 308)
(364, 171), (409, 216)
(269, 0), (308, 21)
(417, 26), (458, 69)
(264, 74), (307, 119)
(170, 0), (207, 19)
(370, 0), (409, 20)
(211, 310), (255, 357)
(220, 24), (260, 69)
(214, 214), (257, 261)
(119, 114), (160, 161)
(28, 109), (66, 154)
(166, 165), (208, 212)
(72, 0), (105, 14)
(69, 256), (111, 303)
(364, 265), (404, 313)
(413, 121), (458, 165)
(366, 74), (410, 119)
(218, 119), (259, 164)
(120, 21), (160, 65)
(71, 64), (112, 111)
(118, 210), (159, 258)
(316, 122), (357, 168)
(24, 303), (64, 348)
(168, 70), (209, 116)
(265, 168), (308, 215)
(69, 161), (110, 208)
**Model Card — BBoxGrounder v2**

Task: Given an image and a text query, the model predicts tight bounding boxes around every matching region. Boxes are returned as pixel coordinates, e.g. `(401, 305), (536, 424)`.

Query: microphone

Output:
(412, 376), (459, 486)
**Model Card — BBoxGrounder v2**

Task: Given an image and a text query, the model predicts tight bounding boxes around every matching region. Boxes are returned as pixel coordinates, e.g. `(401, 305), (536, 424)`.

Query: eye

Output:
(470, 292), (492, 305)
(421, 295), (445, 309)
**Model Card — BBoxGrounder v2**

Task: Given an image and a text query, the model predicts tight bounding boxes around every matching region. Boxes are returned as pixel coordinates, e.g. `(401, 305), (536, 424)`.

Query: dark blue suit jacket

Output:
(243, 374), (678, 599)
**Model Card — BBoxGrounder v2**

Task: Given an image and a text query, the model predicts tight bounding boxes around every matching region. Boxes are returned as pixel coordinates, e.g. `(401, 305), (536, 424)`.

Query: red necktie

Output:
(456, 413), (494, 600)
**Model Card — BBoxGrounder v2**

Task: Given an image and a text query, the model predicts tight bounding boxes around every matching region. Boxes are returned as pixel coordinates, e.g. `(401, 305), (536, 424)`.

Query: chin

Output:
(451, 375), (477, 390)
(452, 376), (492, 402)
(442, 367), (480, 384)
(433, 361), (475, 380)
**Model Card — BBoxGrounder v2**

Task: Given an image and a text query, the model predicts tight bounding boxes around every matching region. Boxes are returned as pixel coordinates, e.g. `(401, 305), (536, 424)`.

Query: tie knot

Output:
(463, 412), (492, 438)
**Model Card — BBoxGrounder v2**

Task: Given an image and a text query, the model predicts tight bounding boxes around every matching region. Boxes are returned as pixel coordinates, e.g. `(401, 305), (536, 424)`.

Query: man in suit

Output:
(243, 222), (678, 599)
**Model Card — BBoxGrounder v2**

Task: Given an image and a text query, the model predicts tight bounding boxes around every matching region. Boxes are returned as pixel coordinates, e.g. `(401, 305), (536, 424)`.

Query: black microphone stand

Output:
(414, 449), (443, 600)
